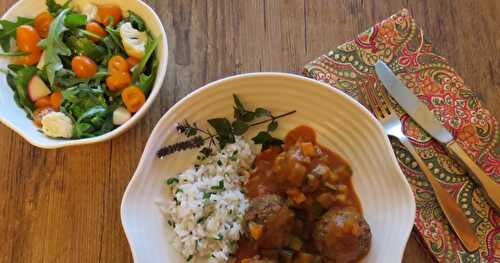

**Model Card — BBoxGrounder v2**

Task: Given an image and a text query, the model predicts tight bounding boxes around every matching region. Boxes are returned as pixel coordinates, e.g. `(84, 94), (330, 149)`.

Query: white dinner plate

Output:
(121, 72), (416, 263)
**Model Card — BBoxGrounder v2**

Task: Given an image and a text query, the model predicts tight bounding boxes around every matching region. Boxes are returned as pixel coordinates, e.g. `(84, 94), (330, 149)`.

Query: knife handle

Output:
(446, 140), (500, 213)
(399, 138), (479, 252)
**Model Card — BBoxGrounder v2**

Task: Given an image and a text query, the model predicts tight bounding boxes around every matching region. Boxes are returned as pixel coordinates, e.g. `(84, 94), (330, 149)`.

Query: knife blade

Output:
(375, 60), (500, 213)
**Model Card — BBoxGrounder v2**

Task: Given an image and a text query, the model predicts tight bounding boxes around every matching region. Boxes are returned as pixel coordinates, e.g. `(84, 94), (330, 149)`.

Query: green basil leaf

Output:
(207, 118), (232, 136)
(255, 107), (271, 117)
(267, 120), (278, 132)
(233, 94), (245, 112)
(232, 119), (248, 135)
(240, 111), (255, 122)
(252, 131), (283, 150)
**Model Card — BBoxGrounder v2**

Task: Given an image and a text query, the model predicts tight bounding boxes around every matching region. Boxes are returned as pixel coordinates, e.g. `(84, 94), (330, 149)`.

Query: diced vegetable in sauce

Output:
(237, 125), (371, 263)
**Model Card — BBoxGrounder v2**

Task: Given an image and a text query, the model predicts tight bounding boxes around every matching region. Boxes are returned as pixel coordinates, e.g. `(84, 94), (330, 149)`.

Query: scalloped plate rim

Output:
(121, 72), (416, 262)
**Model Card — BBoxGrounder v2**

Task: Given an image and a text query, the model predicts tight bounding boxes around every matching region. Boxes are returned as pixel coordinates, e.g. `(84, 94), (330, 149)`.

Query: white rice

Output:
(159, 137), (255, 262)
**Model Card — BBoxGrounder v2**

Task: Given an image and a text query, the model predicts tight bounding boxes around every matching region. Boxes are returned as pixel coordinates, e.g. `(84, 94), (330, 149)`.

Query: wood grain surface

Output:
(1, 0), (498, 262)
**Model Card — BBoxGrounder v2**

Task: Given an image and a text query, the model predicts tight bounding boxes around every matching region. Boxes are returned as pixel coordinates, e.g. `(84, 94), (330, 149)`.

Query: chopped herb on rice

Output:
(159, 137), (255, 262)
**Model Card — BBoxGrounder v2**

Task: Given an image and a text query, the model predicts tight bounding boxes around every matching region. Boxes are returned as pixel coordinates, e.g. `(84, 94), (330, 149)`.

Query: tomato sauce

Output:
(236, 125), (367, 262)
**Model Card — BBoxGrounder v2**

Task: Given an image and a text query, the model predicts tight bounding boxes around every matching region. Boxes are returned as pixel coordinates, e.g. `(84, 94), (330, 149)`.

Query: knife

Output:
(375, 60), (500, 214)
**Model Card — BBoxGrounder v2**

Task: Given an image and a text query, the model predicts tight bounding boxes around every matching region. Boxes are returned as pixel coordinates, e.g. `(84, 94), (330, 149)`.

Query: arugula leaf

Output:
(132, 36), (159, 81)
(252, 131), (283, 150)
(55, 69), (107, 88)
(127, 11), (146, 31)
(0, 50), (29, 57)
(105, 24), (124, 52)
(46, 0), (70, 16)
(64, 14), (87, 27)
(11, 66), (37, 116)
(138, 54), (158, 94)
(0, 17), (34, 51)
(66, 35), (106, 61)
(39, 8), (71, 87)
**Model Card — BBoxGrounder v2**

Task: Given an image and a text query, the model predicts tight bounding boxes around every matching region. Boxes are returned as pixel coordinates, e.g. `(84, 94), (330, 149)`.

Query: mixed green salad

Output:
(1, 0), (159, 139)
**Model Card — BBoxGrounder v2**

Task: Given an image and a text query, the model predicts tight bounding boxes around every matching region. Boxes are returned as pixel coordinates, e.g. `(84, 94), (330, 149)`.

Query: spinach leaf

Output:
(61, 84), (114, 138)
(0, 17), (34, 51)
(74, 105), (113, 138)
(61, 85), (107, 119)
(66, 35), (106, 61)
(126, 11), (146, 31)
(39, 8), (71, 87)
(132, 36), (159, 81)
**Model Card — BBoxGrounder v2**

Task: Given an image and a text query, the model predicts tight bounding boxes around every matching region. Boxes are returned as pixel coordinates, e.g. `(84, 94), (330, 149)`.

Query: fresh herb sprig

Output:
(157, 94), (296, 159)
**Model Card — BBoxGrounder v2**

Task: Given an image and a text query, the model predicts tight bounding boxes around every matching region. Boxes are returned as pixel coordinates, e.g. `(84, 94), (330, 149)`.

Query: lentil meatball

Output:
(244, 194), (295, 249)
(313, 207), (371, 262)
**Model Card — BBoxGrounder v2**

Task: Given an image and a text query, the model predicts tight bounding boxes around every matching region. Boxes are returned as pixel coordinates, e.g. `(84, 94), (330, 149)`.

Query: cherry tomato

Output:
(71, 55), (97, 78)
(107, 55), (129, 74)
(34, 95), (52, 109)
(33, 107), (55, 127)
(34, 11), (53, 38)
(85, 22), (107, 42)
(106, 71), (132, 91)
(126, 56), (140, 70)
(50, 91), (63, 110)
(121, 86), (145, 113)
(15, 25), (42, 65)
(98, 4), (122, 26)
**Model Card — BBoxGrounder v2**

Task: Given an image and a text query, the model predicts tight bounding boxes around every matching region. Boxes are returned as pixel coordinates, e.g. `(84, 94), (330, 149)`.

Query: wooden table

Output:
(1, 0), (498, 262)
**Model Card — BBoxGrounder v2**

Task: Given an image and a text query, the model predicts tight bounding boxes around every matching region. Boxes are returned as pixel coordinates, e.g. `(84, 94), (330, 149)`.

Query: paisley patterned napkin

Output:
(303, 9), (499, 263)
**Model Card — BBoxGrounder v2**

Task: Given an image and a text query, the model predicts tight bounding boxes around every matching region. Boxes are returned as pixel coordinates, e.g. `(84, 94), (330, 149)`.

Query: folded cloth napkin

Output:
(304, 9), (499, 263)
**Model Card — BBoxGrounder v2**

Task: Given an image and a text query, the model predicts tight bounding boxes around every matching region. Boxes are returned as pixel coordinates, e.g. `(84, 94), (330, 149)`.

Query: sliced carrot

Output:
(121, 86), (145, 113)
(248, 222), (264, 240)
(34, 95), (52, 109)
(316, 192), (336, 209)
(50, 91), (62, 110)
(286, 188), (306, 204)
(300, 142), (315, 156)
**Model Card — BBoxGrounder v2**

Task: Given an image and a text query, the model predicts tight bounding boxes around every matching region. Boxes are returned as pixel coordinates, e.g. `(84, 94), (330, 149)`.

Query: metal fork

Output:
(365, 83), (480, 252)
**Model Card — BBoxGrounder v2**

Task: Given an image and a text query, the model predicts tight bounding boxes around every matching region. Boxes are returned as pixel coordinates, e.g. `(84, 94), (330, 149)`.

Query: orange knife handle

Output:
(446, 140), (500, 214)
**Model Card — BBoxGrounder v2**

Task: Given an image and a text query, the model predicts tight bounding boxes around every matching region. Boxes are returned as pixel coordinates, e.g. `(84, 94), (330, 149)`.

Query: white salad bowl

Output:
(0, 0), (168, 148)
(121, 73), (416, 263)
